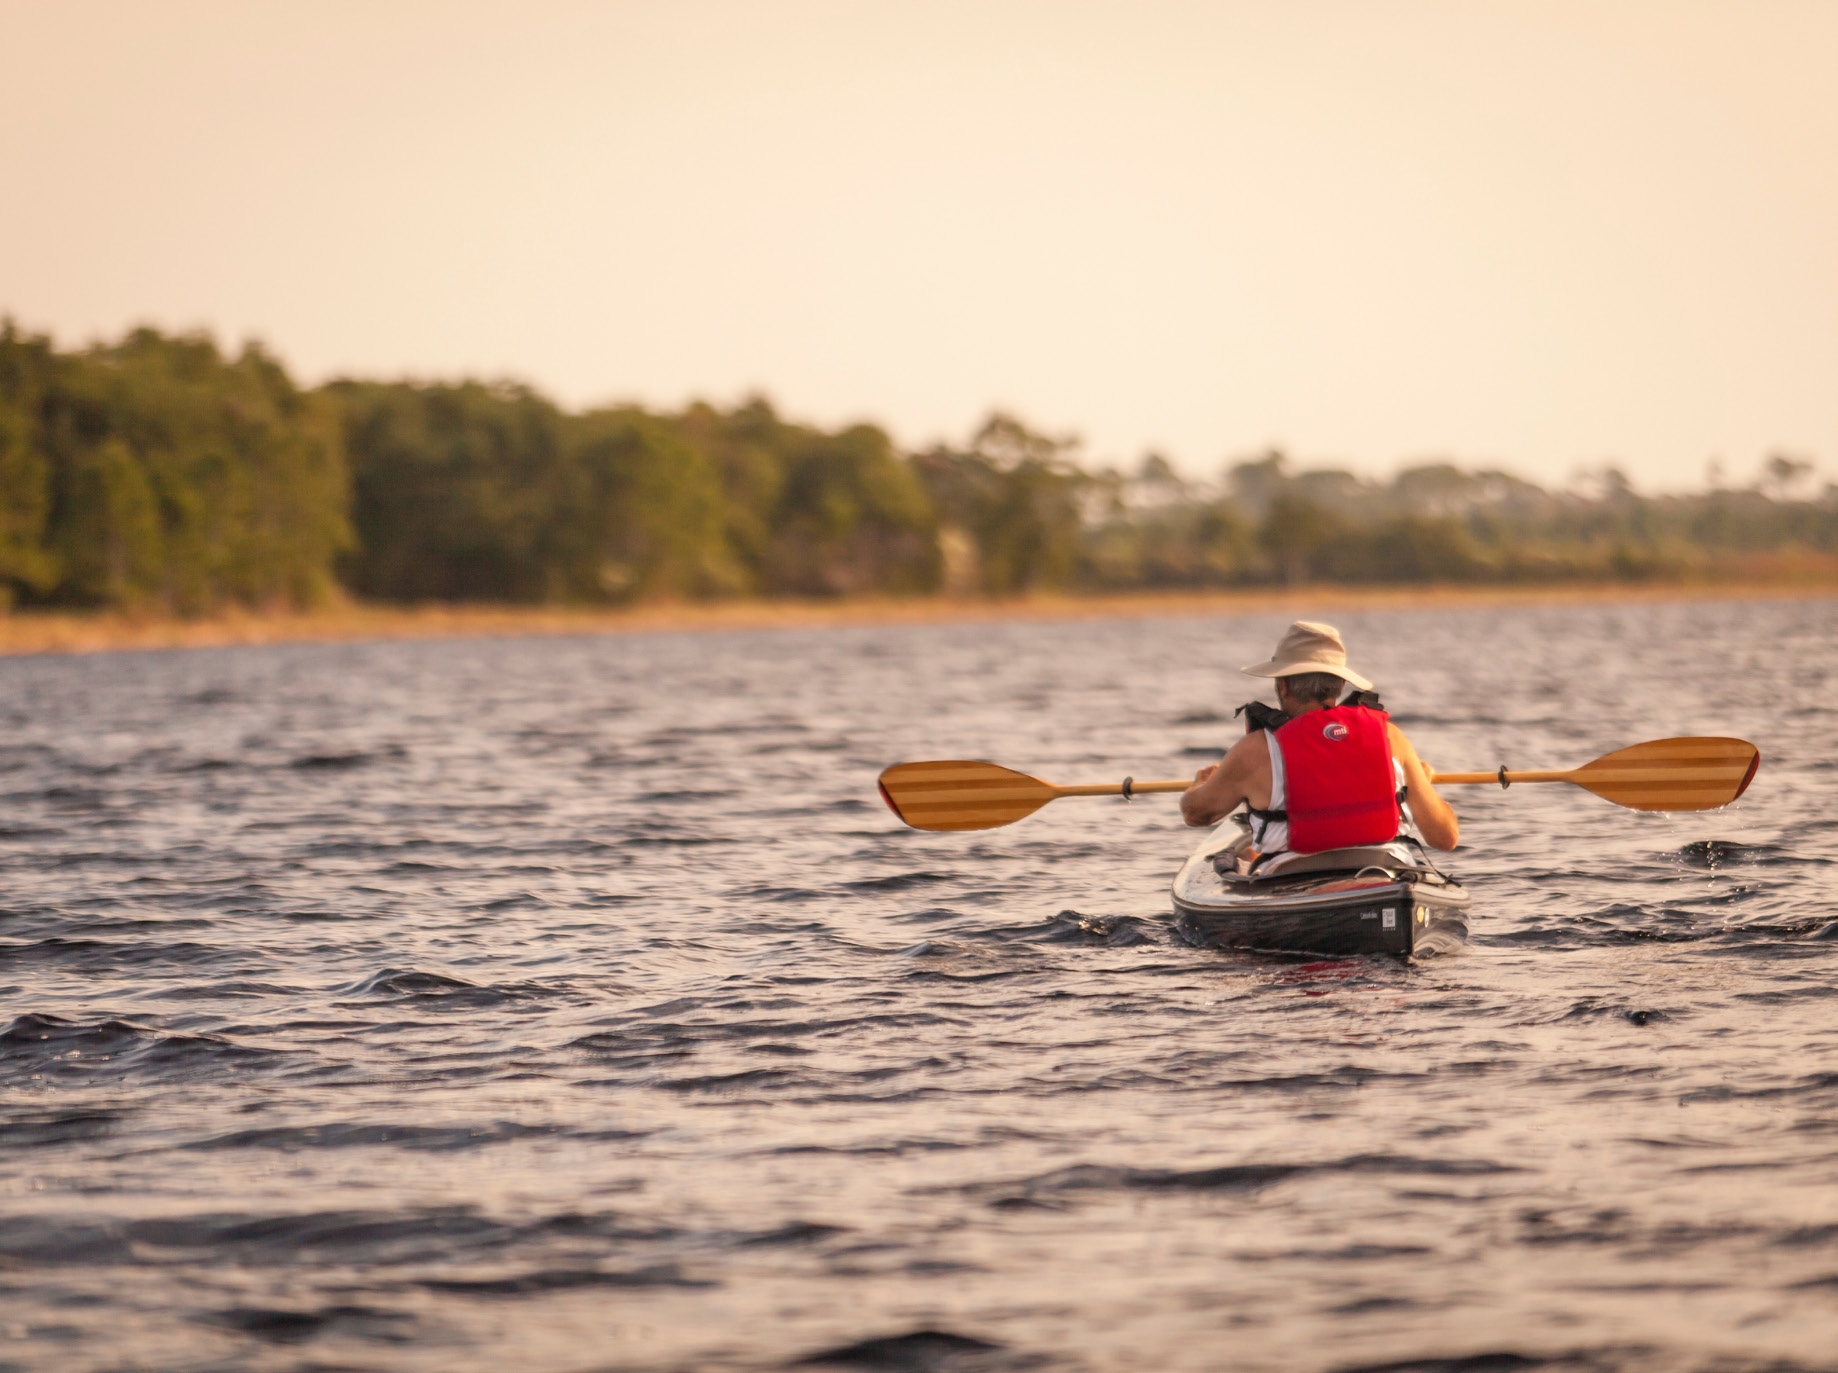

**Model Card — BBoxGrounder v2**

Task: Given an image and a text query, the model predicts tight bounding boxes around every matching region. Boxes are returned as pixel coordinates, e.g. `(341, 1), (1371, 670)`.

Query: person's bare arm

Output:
(1181, 731), (1268, 827)
(1389, 724), (1459, 850)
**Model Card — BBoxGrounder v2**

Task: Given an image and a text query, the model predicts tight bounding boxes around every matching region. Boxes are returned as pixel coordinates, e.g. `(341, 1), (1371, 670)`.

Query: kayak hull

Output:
(1170, 828), (1471, 958)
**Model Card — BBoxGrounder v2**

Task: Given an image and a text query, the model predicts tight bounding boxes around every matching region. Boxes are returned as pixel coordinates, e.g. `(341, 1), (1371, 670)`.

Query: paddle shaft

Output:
(1055, 780), (1189, 797)
(1061, 773), (1577, 791)
(1432, 769), (1571, 785)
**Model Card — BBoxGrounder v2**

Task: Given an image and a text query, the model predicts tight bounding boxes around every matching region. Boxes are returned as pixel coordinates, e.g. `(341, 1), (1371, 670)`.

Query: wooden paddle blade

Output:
(1571, 736), (1760, 812)
(877, 760), (1059, 831)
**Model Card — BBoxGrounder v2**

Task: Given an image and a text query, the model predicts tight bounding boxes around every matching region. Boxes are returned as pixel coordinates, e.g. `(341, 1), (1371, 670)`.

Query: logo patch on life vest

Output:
(1322, 721), (1350, 741)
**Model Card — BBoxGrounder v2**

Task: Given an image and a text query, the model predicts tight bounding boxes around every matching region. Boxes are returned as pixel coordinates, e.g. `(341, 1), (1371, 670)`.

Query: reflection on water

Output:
(2, 599), (1835, 1372)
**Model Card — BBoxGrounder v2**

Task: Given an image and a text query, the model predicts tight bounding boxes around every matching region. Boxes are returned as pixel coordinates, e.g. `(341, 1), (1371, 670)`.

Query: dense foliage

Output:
(1, 322), (1832, 612)
(0, 323), (349, 612)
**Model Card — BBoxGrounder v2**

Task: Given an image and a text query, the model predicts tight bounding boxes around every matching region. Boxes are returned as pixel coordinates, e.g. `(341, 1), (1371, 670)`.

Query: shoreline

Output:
(2, 581), (1834, 658)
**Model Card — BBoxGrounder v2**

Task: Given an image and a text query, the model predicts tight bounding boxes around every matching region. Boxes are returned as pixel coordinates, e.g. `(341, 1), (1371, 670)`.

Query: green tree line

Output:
(2, 322), (1833, 612)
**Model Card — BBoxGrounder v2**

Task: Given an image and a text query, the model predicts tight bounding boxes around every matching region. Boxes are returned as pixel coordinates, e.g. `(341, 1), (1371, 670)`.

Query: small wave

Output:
(794, 1329), (1005, 1369)
(0, 741), (58, 771)
(1678, 1072), (1838, 1105)
(49, 850), (162, 870)
(973, 910), (1158, 947)
(472, 891), (552, 912)
(0, 1108), (126, 1148)
(1220, 1066), (1425, 1093)
(342, 968), (473, 995)
(1332, 1353), (1594, 1372)
(289, 751), (382, 770)
(417, 1264), (711, 1295)
(0, 1012), (287, 1084)
(894, 941), (964, 959)
(889, 906), (966, 926)
(612, 822), (736, 847)
(1237, 1242), (1434, 1263)
(941, 1152), (1518, 1204)
(584, 749), (658, 768)
(180, 687), (239, 706)
(844, 871), (957, 893)
(196, 1304), (414, 1345)
(738, 1221), (847, 1247)
(960, 1161), (1308, 1199)
(39, 784), (111, 808)
(0, 936), (245, 971)
(657, 1067), (801, 1094)
(1483, 900), (1838, 952)
(768, 1136), (1007, 1159)
(1674, 839), (1787, 868)
(898, 967), (1028, 985)
(183, 1121), (567, 1152)
(301, 836), (437, 858)
(1776, 1223), (1838, 1248)
(564, 1010), (957, 1062)
(336, 968), (553, 1008)
(1569, 905), (1714, 945)
(732, 884), (829, 903)
(1552, 999), (1677, 1026)
(0, 1205), (673, 1268)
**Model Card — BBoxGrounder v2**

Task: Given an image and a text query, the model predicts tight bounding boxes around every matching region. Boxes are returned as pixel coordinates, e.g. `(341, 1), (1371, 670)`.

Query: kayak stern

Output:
(1171, 827), (1470, 958)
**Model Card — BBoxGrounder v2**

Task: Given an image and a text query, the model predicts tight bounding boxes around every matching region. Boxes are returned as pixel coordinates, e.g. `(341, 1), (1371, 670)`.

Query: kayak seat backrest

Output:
(1216, 846), (1406, 883)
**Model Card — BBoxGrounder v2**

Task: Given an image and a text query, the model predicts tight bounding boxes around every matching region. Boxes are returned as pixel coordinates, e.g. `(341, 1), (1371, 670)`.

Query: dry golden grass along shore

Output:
(2, 580), (1834, 659)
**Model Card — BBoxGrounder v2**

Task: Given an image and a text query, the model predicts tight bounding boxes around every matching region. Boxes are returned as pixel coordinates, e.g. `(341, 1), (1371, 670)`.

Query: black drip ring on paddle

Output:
(1121, 775), (1134, 800)
(1497, 764), (1511, 789)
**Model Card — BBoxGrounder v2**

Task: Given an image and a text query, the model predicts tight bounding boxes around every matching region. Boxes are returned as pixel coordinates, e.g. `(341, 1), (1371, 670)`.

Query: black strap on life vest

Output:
(1233, 699), (1291, 734)
(1234, 699), (1291, 825)
(1250, 786), (1412, 827)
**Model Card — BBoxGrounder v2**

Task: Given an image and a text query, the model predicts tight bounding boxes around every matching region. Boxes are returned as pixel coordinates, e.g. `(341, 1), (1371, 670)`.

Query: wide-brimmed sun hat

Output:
(1240, 620), (1374, 693)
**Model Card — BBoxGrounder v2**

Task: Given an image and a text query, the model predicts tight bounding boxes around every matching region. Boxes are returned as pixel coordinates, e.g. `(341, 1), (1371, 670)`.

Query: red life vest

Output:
(1269, 703), (1401, 853)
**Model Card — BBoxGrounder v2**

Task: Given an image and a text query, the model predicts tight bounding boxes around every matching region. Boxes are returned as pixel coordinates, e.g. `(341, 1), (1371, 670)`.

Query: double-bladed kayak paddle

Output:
(877, 736), (1760, 832)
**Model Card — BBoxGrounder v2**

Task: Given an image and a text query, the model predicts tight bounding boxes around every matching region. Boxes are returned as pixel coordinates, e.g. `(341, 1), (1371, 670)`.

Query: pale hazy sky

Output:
(3, 1), (1834, 490)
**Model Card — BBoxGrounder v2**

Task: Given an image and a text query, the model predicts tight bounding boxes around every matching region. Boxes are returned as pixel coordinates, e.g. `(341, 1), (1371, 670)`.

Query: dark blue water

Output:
(3, 600), (1836, 1372)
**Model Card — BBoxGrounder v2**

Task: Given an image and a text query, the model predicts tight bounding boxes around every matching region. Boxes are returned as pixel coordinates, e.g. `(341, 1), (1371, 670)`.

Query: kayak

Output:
(1170, 821), (1470, 957)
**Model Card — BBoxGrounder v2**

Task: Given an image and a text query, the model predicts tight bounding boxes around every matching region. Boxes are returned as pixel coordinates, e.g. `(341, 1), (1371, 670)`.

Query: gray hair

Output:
(1280, 671), (1346, 707)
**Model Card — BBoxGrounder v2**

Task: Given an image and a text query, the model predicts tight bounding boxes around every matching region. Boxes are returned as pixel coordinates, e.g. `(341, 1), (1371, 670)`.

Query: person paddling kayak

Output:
(1180, 621), (1459, 857)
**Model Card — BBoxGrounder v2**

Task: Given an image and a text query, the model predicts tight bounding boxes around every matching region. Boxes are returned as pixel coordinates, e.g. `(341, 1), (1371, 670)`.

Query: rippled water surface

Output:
(5, 600), (1838, 1373)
